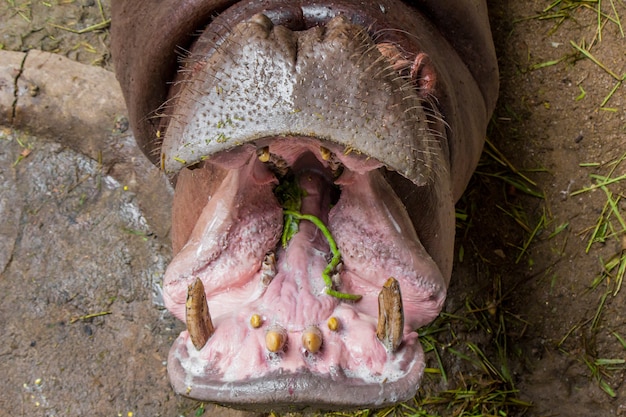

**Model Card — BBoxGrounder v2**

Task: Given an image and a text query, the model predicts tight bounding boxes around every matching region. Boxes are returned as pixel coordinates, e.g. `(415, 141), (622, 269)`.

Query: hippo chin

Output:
(111, 0), (498, 411)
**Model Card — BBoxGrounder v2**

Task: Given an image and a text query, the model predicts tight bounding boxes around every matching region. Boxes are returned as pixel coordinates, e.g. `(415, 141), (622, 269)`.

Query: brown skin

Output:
(110, 0), (499, 409)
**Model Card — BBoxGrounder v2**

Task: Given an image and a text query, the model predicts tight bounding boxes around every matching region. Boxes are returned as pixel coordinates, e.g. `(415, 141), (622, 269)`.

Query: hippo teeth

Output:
(185, 278), (215, 350)
(301, 325), (323, 353)
(258, 145), (344, 180)
(265, 325), (287, 353)
(376, 277), (405, 352)
(260, 251), (277, 286)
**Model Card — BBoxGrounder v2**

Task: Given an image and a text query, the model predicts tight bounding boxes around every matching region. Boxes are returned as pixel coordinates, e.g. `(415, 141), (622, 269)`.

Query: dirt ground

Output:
(1, 1), (625, 416)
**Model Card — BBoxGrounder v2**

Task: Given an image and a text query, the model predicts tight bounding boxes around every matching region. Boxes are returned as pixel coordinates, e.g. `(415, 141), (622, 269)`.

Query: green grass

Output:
(525, 0), (625, 109)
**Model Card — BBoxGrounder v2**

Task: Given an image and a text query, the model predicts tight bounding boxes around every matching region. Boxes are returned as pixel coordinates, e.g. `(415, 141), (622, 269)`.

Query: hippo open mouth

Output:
(159, 12), (452, 409)
(111, 0), (498, 411)
(164, 139), (447, 408)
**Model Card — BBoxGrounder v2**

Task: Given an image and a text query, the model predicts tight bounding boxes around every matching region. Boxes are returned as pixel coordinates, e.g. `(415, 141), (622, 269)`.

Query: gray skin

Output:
(111, 0), (498, 411)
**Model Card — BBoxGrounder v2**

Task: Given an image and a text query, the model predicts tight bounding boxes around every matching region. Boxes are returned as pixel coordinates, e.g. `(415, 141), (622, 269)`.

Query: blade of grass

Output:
(591, 289), (609, 331)
(483, 137), (539, 187)
(516, 210), (546, 263)
(600, 76), (624, 107)
(570, 40), (622, 80)
(49, 20), (111, 34)
(570, 173), (626, 196)
(609, 0), (624, 36)
(599, 185), (626, 231)
(612, 331), (626, 349)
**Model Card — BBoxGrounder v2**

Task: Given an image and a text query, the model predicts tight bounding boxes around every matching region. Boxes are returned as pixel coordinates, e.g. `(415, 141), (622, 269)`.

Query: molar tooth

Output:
(302, 326), (323, 353)
(330, 262), (343, 286)
(376, 277), (404, 352)
(265, 325), (287, 353)
(250, 314), (263, 328)
(270, 155), (290, 177)
(327, 317), (340, 331)
(260, 252), (277, 285)
(186, 278), (215, 350)
(257, 146), (270, 163)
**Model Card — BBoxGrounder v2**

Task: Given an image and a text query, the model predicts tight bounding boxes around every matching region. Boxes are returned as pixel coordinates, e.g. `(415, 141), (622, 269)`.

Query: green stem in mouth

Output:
(283, 210), (362, 301)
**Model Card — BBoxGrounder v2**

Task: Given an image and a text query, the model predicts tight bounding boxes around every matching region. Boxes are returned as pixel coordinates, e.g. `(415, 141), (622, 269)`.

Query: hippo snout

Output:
(111, 0), (498, 411)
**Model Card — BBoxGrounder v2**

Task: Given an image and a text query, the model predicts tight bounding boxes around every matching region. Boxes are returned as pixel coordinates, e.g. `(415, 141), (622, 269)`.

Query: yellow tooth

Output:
(327, 317), (340, 332)
(320, 146), (332, 161)
(302, 326), (323, 353)
(250, 314), (263, 328)
(265, 326), (287, 353)
(376, 277), (404, 352)
(260, 252), (277, 286)
(257, 146), (270, 162)
(185, 278), (215, 350)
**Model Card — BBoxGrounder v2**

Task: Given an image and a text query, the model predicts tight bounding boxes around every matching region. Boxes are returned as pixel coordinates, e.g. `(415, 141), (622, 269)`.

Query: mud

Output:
(1, 1), (625, 416)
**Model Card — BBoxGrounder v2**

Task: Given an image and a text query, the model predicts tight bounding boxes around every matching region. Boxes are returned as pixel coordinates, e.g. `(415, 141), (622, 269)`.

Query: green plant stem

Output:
(283, 210), (362, 301)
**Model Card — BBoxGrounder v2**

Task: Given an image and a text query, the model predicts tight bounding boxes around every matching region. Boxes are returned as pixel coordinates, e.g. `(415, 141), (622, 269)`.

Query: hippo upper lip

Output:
(161, 13), (441, 187)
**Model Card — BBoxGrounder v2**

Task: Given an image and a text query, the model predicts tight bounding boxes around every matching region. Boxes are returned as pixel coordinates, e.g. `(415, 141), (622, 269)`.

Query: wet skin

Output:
(111, 0), (498, 411)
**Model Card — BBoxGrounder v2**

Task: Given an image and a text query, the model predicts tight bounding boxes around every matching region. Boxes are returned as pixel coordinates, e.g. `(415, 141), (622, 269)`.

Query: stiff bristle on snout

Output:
(185, 278), (215, 350)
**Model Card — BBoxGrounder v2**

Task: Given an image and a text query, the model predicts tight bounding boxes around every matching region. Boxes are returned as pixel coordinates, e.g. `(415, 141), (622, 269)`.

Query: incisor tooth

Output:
(186, 278), (215, 350)
(257, 146), (270, 162)
(265, 326), (287, 352)
(302, 326), (323, 353)
(320, 146), (332, 161)
(376, 277), (404, 352)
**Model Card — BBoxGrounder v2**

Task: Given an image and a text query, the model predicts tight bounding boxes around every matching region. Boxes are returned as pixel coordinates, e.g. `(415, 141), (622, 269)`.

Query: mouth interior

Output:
(163, 137), (446, 409)
(157, 6), (453, 410)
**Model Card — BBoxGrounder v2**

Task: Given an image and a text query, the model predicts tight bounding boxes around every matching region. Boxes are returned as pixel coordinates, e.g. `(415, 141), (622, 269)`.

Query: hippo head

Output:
(111, 0), (498, 411)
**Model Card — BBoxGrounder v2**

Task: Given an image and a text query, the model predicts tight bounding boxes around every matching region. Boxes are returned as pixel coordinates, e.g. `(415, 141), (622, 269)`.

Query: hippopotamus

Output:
(110, 0), (498, 411)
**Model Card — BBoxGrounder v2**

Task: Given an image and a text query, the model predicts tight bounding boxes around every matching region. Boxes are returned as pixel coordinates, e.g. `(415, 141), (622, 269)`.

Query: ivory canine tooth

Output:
(185, 278), (215, 350)
(265, 326), (287, 353)
(302, 326), (323, 353)
(376, 277), (404, 352)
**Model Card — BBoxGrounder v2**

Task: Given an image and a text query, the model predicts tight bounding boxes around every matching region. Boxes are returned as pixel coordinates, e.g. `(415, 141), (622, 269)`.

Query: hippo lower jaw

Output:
(159, 5), (455, 412)
(164, 137), (447, 410)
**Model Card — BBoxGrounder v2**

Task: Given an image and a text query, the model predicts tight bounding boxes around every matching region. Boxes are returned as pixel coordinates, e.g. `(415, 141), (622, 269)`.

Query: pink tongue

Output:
(258, 169), (339, 326)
